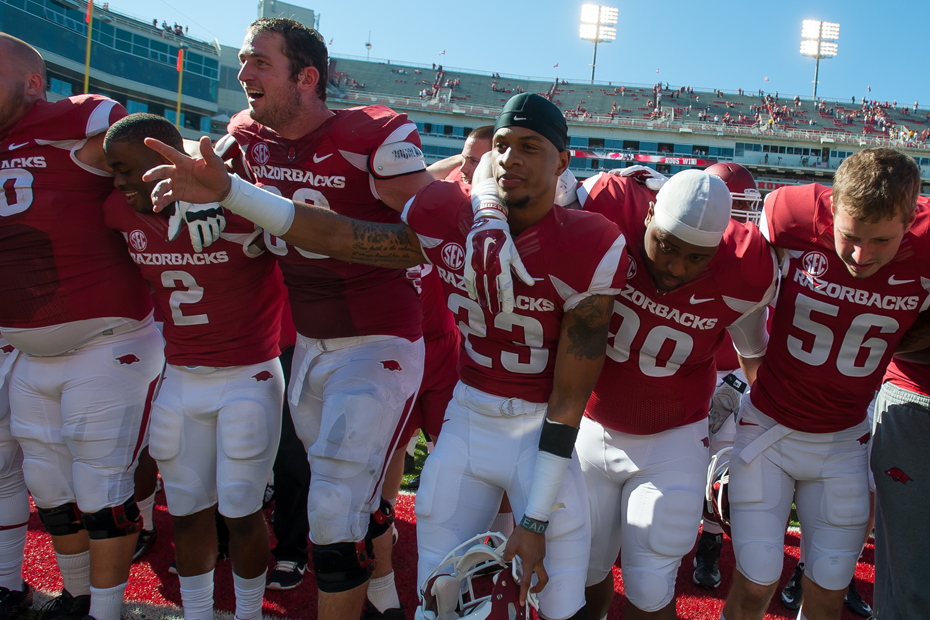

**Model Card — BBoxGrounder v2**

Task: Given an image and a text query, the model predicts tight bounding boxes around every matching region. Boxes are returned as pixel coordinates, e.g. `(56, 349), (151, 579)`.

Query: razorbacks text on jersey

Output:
(103, 191), (284, 367)
(0, 95), (152, 354)
(753, 185), (930, 431)
(227, 105), (422, 341)
(578, 173), (777, 434)
(403, 181), (628, 403)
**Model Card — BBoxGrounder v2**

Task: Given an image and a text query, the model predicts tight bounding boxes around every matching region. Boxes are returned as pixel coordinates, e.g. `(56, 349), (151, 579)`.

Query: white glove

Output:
(463, 218), (534, 315)
(553, 168), (579, 206)
(708, 373), (748, 434)
(166, 201), (226, 253)
(610, 165), (669, 191)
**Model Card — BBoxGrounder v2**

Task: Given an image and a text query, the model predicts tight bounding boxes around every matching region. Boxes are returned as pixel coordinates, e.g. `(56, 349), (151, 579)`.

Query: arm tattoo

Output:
(565, 294), (611, 361)
(349, 221), (424, 268)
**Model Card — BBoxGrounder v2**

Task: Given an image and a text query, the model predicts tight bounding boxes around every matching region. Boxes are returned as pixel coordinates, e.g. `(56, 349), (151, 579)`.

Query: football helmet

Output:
(414, 532), (538, 620)
(704, 163), (762, 224)
(703, 446), (732, 537)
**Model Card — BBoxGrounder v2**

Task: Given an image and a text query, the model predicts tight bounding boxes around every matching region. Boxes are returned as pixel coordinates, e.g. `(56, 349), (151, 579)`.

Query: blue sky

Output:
(105, 0), (930, 107)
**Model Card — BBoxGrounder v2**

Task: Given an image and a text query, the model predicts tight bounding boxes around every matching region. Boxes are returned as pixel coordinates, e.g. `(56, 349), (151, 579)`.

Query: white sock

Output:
(406, 435), (418, 457)
(89, 582), (127, 620)
(179, 570), (214, 620)
(702, 519), (724, 536)
(426, 441), (435, 453)
(136, 492), (156, 532)
(367, 572), (400, 612)
(491, 511), (514, 537)
(233, 571), (266, 620)
(56, 550), (91, 596)
(0, 491), (29, 590)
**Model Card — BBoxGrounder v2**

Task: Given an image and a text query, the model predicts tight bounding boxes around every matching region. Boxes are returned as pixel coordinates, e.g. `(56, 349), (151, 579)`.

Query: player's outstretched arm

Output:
(503, 293), (613, 605)
(143, 137), (424, 269)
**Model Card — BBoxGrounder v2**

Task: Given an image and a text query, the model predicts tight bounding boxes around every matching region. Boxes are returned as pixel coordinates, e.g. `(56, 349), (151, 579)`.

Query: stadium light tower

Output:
(580, 4), (617, 84)
(800, 19), (839, 100)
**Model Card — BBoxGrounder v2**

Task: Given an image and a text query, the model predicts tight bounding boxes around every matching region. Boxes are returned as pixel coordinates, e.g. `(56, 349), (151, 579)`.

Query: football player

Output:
(144, 92), (628, 620)
(717, 148), (930, 620)
(161, 18), (436, 620)
(0, 34), (162, 620)
(101, 113), (286, 620)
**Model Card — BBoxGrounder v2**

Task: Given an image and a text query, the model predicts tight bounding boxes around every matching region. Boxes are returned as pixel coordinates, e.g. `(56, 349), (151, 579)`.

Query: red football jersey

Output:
(0, 96), (151, 335)
(227, 106), (422, 341)
(103, 192), (283, 367)
(714, 332), (741, 373)
(407, 265), (456, 342)
(884, 358), (930, 397)
(579, 173), (777, 435)
(752, 185), (930, 431)
(403, 181), (628, 403)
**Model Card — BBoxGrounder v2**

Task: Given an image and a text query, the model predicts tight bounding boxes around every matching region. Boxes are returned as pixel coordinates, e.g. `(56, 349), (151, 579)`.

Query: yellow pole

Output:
(83, 1), (94, 94)
(175, 49), (184, 128)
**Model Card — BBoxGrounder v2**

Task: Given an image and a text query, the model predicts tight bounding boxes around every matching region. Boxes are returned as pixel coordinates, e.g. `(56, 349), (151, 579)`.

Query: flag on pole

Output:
(868, 85), (871, 92)
(439, 50), (445, 55)
(656, 69), (659, 73)
(553, 63), (558, 68)
(85, 0), (93, 23)
(177, 48), (184, 72)
(328, 38), (333, 46)
(764, 76), (769, 82)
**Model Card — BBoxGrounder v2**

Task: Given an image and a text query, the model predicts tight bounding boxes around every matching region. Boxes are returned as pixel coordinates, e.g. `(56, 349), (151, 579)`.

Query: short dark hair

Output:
(248, 18), (328, 102)
(832, 147), (921, 223)
(468, 125), (494, 142)
(104, 113), (183, 152)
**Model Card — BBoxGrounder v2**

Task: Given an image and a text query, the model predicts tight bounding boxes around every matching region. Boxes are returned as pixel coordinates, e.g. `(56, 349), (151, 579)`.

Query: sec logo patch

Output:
(802, 251), (828, 277)
(129, 230), (147, 252)
(251, 142), (270, 166)
(442, 243), (465, 270)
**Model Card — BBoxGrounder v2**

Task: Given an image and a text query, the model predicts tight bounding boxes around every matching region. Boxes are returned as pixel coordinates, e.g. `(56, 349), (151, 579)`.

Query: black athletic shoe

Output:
(133, 528), (158, 562)
(845, 580), (872, 617)
(0, 582), (33, 620)
(780, 562), (804, 612)
(361, 601), (406, 620)
(40, 590), (90, 620)
(266, 561), (306, 591)
(692, 531), (723, 589)
(406, 474), (421, 490)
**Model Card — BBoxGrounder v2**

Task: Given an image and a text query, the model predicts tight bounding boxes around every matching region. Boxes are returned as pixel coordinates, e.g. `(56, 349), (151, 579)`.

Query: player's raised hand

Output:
(610, 164), (669, 191)
(165, 201), (226, 253)
(463, 177), (534, 314)
(502, 525), (548, 606)
(143, 136), (232, 210)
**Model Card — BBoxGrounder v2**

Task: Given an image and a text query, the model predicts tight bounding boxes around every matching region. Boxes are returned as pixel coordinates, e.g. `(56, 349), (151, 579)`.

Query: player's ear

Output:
(645, 202), (655, 225)
(297, 65), (320, 95)
(555, 149), (570, 176)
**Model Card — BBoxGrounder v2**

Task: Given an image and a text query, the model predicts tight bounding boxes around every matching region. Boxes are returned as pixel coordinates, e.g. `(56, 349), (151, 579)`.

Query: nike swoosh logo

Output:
(312, 153), (332, 163)
(888, 275), (914, 285)
(8, 142), (28, 151)
(690, 295), (713, 304)
(513, 116), (527, 121)
(738, 419), (759, 426)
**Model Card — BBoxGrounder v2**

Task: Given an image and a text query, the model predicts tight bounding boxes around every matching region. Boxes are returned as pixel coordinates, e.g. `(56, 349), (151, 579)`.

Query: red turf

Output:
(22, 493), (873, 619)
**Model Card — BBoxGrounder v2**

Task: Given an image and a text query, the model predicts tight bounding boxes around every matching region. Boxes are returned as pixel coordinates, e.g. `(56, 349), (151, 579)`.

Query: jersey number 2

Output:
(162, 271), (209, 326)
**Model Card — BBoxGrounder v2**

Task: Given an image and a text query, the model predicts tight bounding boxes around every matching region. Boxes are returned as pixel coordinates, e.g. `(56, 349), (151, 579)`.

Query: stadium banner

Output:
(569, 150), (716, 166)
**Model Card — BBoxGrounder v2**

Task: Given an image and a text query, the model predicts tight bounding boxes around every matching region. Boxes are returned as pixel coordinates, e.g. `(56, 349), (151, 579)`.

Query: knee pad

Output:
(622, 568), (674, 613)
(81, 497), (141, 540)
(311, 538), (375, 593)
(368, 497), (394, 540)
(36, 502), (84, 536)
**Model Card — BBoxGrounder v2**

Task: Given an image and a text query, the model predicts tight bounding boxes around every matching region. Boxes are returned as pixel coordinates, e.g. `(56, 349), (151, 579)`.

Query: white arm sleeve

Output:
(725, 247), (779, 358)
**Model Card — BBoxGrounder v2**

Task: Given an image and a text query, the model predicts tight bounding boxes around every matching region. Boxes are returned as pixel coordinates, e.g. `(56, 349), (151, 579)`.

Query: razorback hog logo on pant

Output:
(252, 371), (274, 382)
(857, 432), (871, 445)
(0, 345), (13, 354)
(116, 354), (141, 365)
(885, 467), (913, 484)
(380, 360), (402, 372)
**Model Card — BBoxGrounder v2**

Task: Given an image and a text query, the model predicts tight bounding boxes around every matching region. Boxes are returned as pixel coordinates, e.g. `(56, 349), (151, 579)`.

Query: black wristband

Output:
(538, 418), (579, 458)
(519, 514), (548, 534)
(722, 373), (747, 394)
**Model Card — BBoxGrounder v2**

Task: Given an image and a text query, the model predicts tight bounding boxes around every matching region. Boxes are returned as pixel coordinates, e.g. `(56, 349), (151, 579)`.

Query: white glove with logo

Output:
(610, 165), (669, 191)
(166, 201), (226, 253)
(463, 178), (534, 314)
(708, 373), (748, 434)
